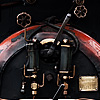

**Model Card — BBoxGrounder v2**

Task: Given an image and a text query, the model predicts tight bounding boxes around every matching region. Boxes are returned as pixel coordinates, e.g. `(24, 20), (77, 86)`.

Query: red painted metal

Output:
(0, 24), (100, 58)
(0, 24), (100, 71)
(0, 25), (41, 51)
(65, 26), (100, 71)
(65, 26), (100, 60)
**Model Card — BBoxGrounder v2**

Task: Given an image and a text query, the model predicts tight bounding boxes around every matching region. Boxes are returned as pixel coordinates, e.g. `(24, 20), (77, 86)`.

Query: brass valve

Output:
(74, 0), (87, 18)
(31, 83), (38, 90)
(31, 82), (38, 95)
(17, 12), (31, 41)
(17, 12), (31, 28)
(76, 0), (85, 5)
(74, 5), (87, 18)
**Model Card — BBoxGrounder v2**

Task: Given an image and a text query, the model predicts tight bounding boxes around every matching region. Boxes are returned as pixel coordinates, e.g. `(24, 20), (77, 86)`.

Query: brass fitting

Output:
(31, 83), (38, 90)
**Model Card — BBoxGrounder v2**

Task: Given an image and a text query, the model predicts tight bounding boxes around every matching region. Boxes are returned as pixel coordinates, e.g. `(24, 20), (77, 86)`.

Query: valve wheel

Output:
(74, 5), (87, 18)
(76, 0), (85, 5)
(17, 12), (31, 28)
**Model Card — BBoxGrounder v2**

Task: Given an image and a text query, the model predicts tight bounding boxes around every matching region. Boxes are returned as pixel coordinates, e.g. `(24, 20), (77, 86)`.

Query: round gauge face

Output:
(26, 0), (36, 4)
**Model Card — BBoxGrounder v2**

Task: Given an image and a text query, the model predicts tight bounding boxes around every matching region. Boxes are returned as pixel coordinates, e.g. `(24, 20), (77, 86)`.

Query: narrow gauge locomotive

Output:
(0, 0), (100, 99)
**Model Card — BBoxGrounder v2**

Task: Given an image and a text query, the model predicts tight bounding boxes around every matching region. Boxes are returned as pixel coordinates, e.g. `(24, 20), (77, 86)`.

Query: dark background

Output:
(0, 0), (100, 43)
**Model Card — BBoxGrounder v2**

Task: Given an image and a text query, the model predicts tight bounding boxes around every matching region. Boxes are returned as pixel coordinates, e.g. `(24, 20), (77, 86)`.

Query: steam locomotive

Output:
(0, 0), (100, 99)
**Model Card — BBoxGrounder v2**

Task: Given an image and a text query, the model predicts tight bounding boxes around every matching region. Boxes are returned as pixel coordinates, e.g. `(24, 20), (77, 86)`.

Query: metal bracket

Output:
(24, 64), (45, 86)
(22, 64), (45, 96)
(57, 65), (75, 86)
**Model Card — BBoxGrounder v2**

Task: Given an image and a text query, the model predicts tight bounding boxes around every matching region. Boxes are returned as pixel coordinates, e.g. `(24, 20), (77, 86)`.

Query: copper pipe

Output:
(24, 28), (30, 41)
(69, 65), (75, 79)
(24, 64), (31, 78)
(39, 73), (45, 87)
(57, 74), (60, 86)
(33, 96), (35, 99)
